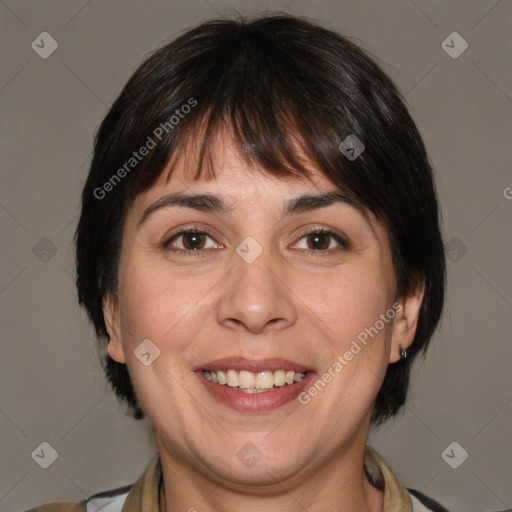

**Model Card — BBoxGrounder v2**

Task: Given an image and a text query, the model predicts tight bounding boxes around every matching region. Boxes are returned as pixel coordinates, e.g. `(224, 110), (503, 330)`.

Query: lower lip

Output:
(196, 371), (316, 412)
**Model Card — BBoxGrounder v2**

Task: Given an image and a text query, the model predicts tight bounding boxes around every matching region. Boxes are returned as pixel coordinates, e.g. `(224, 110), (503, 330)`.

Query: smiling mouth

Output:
(201, 369), (308, 393)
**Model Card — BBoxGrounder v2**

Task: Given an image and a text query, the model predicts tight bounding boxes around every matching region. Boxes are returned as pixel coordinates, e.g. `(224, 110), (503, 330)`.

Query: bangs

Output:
(123, 20), (370, 214)
(156, 104), (360, 201)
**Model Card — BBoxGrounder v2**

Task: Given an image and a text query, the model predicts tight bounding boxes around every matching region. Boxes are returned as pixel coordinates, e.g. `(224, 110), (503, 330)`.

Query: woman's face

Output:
(105, 138), (415, 485)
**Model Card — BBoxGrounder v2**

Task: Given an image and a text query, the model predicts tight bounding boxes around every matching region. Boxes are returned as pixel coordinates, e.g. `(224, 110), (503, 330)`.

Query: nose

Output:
(216, 245), (298, 334)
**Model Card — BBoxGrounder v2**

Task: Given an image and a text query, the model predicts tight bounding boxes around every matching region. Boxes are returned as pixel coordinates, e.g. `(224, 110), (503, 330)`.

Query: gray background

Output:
(1, 1), (511, 511)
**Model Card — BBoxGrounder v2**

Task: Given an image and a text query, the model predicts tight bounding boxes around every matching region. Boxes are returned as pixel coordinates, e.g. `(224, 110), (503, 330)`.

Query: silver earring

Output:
(399, 345), (408, 361)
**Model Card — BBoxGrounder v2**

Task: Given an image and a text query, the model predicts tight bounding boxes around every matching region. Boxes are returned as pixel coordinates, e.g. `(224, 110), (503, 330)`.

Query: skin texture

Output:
(104, 137), (424, 512)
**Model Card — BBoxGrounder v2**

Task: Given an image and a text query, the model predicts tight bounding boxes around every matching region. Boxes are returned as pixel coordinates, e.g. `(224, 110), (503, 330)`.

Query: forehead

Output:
(134, 135), (340, 211)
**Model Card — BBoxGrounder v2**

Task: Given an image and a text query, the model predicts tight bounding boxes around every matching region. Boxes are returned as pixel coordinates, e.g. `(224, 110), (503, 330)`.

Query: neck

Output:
(157, 438), (383, 512)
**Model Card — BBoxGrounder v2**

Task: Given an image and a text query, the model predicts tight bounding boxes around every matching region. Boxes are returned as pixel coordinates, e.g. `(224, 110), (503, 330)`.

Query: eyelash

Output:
(164, 226), (349, 258)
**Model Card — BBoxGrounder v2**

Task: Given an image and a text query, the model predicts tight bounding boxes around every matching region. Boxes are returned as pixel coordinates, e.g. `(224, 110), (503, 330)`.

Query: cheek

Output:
(115, 259), (211, 421)
(301, 269), (394, 410)
(300, 264), (392, 350)
(117, 254), (217, 355)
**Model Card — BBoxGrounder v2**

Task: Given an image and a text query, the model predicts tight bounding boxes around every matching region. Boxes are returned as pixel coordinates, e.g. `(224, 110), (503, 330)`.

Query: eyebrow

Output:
(138, 190), (358, 226)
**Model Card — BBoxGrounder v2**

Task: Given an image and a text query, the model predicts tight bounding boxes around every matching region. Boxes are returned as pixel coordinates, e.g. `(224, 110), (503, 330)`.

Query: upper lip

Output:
(195, 357), (313, 373)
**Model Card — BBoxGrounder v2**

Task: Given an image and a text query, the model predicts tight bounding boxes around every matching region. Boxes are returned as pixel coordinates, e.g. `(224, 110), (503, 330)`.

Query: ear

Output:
(103, 292), (126, 364)
(389, 277), (425, 363)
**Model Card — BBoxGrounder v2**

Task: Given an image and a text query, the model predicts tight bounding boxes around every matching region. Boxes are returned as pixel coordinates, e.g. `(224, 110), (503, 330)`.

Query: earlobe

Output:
(389, 278), (425, 364)
(103, 293), (126, 364)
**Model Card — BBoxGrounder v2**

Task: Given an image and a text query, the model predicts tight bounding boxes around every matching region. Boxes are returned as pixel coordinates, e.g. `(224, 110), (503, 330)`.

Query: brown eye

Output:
(180, 232), (207, 250)
(294, 228), (349, 254)
(165, 229), (218, 254)
(306, 232), (331, 251)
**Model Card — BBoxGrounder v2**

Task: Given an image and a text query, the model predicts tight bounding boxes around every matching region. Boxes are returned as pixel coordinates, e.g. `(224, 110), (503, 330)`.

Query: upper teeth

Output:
(202, 369), (306, 389)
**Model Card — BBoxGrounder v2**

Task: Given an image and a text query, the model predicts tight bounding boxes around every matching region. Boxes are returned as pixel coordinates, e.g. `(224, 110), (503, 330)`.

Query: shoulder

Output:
(23, 484), (132, 512)
(408, 488), (451, 512)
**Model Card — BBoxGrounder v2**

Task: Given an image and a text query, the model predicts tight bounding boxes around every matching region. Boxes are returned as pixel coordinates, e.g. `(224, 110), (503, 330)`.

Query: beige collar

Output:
(364, 445), (413, 512)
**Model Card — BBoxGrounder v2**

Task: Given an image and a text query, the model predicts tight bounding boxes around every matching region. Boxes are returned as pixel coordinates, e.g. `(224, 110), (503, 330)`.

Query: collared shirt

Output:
(24, 446), (449, 512)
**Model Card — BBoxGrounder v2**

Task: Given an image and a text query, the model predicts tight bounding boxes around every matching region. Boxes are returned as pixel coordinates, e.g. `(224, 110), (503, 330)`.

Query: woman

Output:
(27, 14), (448, 512)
